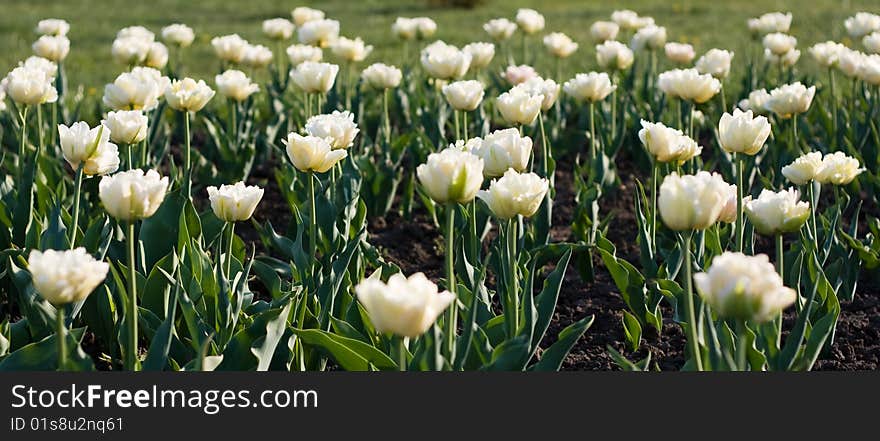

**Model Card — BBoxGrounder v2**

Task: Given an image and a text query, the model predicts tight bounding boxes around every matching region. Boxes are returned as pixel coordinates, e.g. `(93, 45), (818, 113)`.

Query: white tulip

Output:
(391, 17), (418, 40)
(3, 65), (58, 105)
(331, 37), (373, 62)
(361, 63), (402, 89)
(515, 8), (545, 35)
(32, 35), (69, 62)
(471, 128), (533, 177)
(442, 80), (484, 111)
(478, 169), (549, 219)
(696, 49), (734, 79)
(845, 12), (880, 39)
(297, 19), (340, 48)
(815, 152), (865, 185)
(496, 87), (543, 125)
(463, 42), (495, 70)
(657, 68), (721, 104)
(638, 120), (702, 164)
(782, 152), (823, 185)
(747, 12), (792, 35)
(502, 64), (538, 85)
(543, 32), (578, 58)
(517, 77), (560, 110)
(596, 40), (634, 71)
(659, 171), (731, 231)
(215, 69), (259, 102)
(21, 56), (57, 80)
(865, 32), (880, 55)
(355, 272), (455, 338)
(35, 19), (70, 37)
(695, 252), (796, 323)
(58, 121), (120, 176)
(665, 42), (696, 64)
(207, 182), (264, 222)
(763, 32), (797, 56)
(102, 67), (169, 111)
(99, 169), (168, 221)
(165, 77), (215, 112)
(590, 21), (619, 43)
(745, 188), (810, 235)
(717, 183), (739, 224)
(563, 72), (616, 103)
(286, 44), (323, 66)
(111, 36), (151, 66)
(764, 82), (815, 119)
(305, 111), (360, 149)
(859, 55), (880, 85)
(420, 41), (471, 80)
(766, 47), (801, 68)
(211, 34), (249, 63)
(416, 147), (484, 204)
(611, 10), (654, 31)
(809, 41), (846, 67)
(161, 24), (195, 48)
(290, 61), (339, 93)
(117, 26), (155, 41)
(630, 25), (666, 51)
(838, 48), (865, 78)
(241, 44), (273, 69)
(483, 18), (517, 41)
(144, 42), (168, 69)
(718, 109), (771, 155)
(738, 88), (771, 114)
(263, 18), (295, 40)
(283, 133), (347, 173)
(102, 110), (148, 145)
(28, 248), (109, 305)
(413, 17), (438, 39)
(291, 6), (325, 27)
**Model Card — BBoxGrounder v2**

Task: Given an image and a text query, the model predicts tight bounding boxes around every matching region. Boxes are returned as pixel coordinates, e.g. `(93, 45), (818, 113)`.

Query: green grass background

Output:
(1, 0), (877, 94)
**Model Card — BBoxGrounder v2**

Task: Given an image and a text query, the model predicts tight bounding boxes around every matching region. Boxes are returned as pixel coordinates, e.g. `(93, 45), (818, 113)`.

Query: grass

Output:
(0, 0), (877, 98)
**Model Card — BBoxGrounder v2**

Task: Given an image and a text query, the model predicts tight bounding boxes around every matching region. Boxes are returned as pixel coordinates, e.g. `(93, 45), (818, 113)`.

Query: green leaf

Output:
(532, 315), (594, 371)
(292, 328), (397, 371)
(0, 328), (94, 371)
(622, 310), (642, 352)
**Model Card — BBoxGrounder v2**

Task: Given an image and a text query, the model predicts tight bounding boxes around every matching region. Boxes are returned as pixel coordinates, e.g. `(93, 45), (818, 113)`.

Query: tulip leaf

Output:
(531, 315), (594, 371)
(0, 327), (94, 371)
(291, 328), (396, 371)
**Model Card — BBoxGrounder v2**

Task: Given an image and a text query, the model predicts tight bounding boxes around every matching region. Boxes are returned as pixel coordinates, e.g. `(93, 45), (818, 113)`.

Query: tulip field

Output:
(1, 2), (880, 373)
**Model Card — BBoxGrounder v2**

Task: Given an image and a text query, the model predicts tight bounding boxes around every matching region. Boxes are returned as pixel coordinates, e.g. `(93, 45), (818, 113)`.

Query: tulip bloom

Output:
(478, 169), (549, 220)
(292, 6), (325, 26)
(815, 152), (865, 186)
(103, 67), (170, 111)
(161, 24), (195, 48)
(291, 61), (339, 94)
(442, 80), (484, 112)
(747, 12), (792, 35)
(696, 49), (734, 79)
(718, 109), (771, 155)
(284, 133), (347, 173)
(417, 148), (484, 205)
(657, 68), (721, 104)
(362, 63), (402, 90)
(212, 34), (249, 64)
(32, 35), (69, 62)
(215, 69), (259, 102)
(483, 18), (517, 42)
(420, 41), (471, 80)
(58, 122), (120, 176)
(596, 41), (634, 71)
(355, 272), (455, 339)
(286, 44), (323, 67)
(745, 188), (810, 236)
(470, 128), (532, 177)
(497, 87), (543, 126)
(659, 172), (731, 231)
(297, 19), (340, 48)
(305, 111), (359, 150)
(35, 18), (70, 37)
(665, 42), (695, 65)
(845, 12), (880, 39)
(463, 42), (495, 71)
(638, 121), (702, 165)
(763, 33), (797, 56)
(263, 18), (295, 40)
(590, 21), (619, 43)
(543, 33), (578, 58)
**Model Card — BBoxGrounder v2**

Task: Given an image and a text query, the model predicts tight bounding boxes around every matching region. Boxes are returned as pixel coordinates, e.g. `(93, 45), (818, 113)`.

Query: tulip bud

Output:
(331, 36), (373, 62)
(659, 171), (731, 231)
(718, 109), (771, 155)
(305, 111), (359, 149)
(207, 182), (264, 222)
(102, 67), (169, 111)
(263, 18), (295, 41)
(638, 120), (702, 164)
(515, 8), (545, 35)
(361, 63), (402, 90)
(420, 41), (471, 80)
(32, 35), (70, 62)
(764, 82), (815, 119)
(283, 133), (347, 173)
(657, 68), (721, 104)
(416, 147), (484, 204)
(815, 152), (865, 185)
(161, 24), (195, 48)
(463, 42), (495, 70)
(496, 87), (543, 125)
(470, 128), (532, 177)
(297, 19), (340, 48)
(286, 44), (323, 66)
(102, 110), (148, 145)
(596, 41), (634, 71)
(291, 6), (325, 27)
(442, 80), (485, 111)
(696, 49), (734, 79)
(35, 19), (70, 37)
(782, 152), (823, 185)
(590, 21), (619, 43)
(58, 122), (120, 176)
(99, 169), (168, 221)
(355, 272), (455, 338)
(845, 12), (880, 39)
(483, 18), (517, 41)
(211, 34), (249, 63)
(215, 69), (259, 102)
(291, 61), (339, 93)
(4, 65), (58, 105)
(165, 77), (215, 113)
(543, 33), (579, 58)
(744, 188), (810, 235)
(665, 42), (695, 65)
(478, 169), (549, 219)
(28, 248), (109, 305)
(695, 252), (796, 323)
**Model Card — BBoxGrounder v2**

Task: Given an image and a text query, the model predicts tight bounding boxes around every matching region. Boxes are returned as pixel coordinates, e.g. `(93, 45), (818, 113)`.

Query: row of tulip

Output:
(0, 5), (877, 371)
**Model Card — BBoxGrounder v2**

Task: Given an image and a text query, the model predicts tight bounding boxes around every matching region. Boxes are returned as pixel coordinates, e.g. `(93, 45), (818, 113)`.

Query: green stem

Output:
(444, 204), (457, 360)
(611, 87), (617, 138)
(125, 221), (139, 371)
(735, 319), (748, 371)
(651, 162), (659, 255)
(735, 154), (744, 252)
(183, 111), (192, 200)
(226, 222), (235, 279)
(790, 116), (799, 153)
(383, 89), (391, 146)
(126, 144), (133, 170)
(230, 99), (238, 146)
(398, 337), (408, 371)
(829, 68), (838, 137)
(141, 109), (150, 168)
(507, 217), (519, 337)
(462, 111), (468, 141)
(469, 201), (479, 260)
(19, 106), (29, 165)
(808, 182), (820, 257)
(307, 171), (317, 279)
(719, 83), (727, 113)
(681, 233), (704, 371)
(775, 234), (784, 280)
(454, 109), (460, 141)
(37, 104), (44, 154)
(589, 101), (596, 159)
(69, 164), (84, 247)
(521, 33), (527, 65)
(56, 307), (67, 371)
